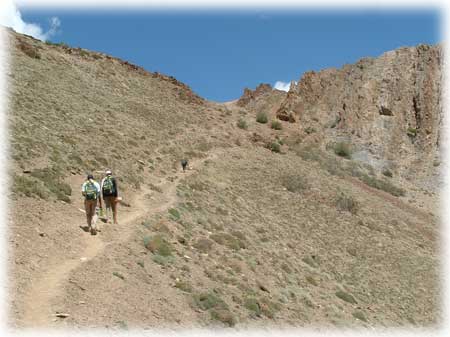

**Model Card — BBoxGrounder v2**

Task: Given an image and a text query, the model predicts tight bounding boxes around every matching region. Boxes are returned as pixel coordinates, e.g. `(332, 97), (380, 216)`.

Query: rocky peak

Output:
(236, 83), (273, 107)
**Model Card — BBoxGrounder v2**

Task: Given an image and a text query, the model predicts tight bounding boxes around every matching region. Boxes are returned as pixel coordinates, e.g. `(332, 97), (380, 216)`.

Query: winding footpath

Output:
(21, 152), (219, 328)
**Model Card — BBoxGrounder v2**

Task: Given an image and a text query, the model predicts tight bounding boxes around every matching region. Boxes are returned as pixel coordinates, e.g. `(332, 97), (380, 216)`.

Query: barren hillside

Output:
(6, 27), (442, 330)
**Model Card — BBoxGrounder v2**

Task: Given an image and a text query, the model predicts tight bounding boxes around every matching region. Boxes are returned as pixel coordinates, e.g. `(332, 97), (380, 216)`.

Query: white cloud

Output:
(274, 80), (294, 92)
(0, 0), (60, 41)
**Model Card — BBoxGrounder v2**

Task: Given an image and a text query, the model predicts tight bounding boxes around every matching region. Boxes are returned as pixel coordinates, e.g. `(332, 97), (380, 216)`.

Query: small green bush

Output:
(335, 290), (357, 304)
(359, 174), (405, 197)
(266, 141), (281, 153)
(333, 142), (352, 159)
(305, 126), (316, 134)
(302, 256), (318, 268)
(352, 310), (368, 322)
(382, 169), (393, 178)
(237, 119), (248, 130)
(210, 308), (236, 326)
(259, 297), (281, 318)
(152, 254), (174, 265)
(281, 174), (309, 193)
(113, 272), (125, 280)
(256, 112), (268, 124)
(168, 208), (181, 221)
(407, 127), (417, 137)
(193, 292), (226, 311)
(174, 280), (193, 293)
(143, 234), (172, 256)
(306, 275), (318, 286)
(210, 232), (245, 250)
(271, 120), (282, 130)
(336, 192), (358, 214)
(193, 238), (214, 253)
(244, 297), (261, 316)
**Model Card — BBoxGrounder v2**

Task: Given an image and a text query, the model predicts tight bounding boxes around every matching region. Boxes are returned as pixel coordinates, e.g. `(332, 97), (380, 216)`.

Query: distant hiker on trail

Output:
(181, 159), (188, 172)
(81, 174), (102, 235)
(101, 169), (119, 225)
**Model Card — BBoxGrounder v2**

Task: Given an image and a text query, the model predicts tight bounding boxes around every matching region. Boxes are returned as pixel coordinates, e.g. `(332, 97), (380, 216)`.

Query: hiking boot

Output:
(90, 227), (97, 235)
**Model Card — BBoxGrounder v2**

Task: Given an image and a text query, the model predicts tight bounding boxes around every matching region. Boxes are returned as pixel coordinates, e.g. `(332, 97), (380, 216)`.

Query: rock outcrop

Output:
(236, 83), (287, 118)
(276, 44), (443, 188)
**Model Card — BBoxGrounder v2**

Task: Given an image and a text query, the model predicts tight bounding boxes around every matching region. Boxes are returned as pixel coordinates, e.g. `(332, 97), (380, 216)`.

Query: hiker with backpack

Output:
(181, 159), (188, 172)
(81, 174), (102, 235)
(101, 169), (119, 224)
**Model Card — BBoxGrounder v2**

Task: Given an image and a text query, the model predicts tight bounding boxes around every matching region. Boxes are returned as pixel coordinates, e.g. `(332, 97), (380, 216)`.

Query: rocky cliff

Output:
(275, 45), (443, 190)
(236, 45), (443, 190)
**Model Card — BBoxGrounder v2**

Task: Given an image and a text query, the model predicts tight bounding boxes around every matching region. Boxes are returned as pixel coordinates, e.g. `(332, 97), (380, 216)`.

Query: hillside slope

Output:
(6, 28), (442, 330)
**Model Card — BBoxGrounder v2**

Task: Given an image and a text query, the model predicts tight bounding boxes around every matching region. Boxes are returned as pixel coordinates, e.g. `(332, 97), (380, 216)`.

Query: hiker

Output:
(81, 174), (102, 235)
(101, 169), (119, 224)
(181, 159), (188, 172)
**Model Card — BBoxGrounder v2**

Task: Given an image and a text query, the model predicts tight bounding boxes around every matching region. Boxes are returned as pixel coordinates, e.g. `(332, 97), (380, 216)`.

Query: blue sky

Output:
(19, 9), (441, 102)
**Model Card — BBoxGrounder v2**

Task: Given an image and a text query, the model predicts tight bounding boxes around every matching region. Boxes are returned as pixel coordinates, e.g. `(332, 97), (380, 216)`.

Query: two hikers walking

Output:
(82, 169), (119, 235)
(82, 160), (187, 234)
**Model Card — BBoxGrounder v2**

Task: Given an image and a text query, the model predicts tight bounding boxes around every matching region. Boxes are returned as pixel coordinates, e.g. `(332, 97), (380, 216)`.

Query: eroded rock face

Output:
(237, 83), (273, 107)
(277, 44), (443, 188)
(236, 84), (288, 119)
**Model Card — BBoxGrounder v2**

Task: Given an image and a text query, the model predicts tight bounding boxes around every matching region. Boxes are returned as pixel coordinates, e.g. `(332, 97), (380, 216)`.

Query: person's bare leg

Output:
(85, 200), (91, 229)
(112, 200), (118, 224)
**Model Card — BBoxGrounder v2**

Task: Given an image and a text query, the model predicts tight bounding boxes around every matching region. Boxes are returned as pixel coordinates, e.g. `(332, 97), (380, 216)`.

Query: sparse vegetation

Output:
(352, 310), (368, 322)
(382, 169), (393, 178)
(332, 142), (352, 159)
(192, 291), (235, 326)
(210, 308), (236, 326)
(281, 173), (309, 193)
(112, 272), (125, 280)
(193, 238), (214, 253)
(30, 168), (72, 202)
(302, 256), (319, 268)
(12, 175), (49, 199)
(256, 112), (268, 124)
(143, 234), (172, 256)
(335, 290), (357, 304)
(168, 208), (181, 221)
(266, 141), (281, 153)
(336, 192), (358, 214)
(407, 127), (417, 137)
(271, 120), (282, 130)
(152, 254), (175, 265)
(244, 297), (261, 316)
(237, 119), (248, 130)
(210, 232), (245, 250)
(193, 292), (225, 311)
(359, 174), (405, 197)
(258, 297), (281, 319)
(19, 42), (41, 59)
(306, 275), (318, 286)
(174, 280), (193, 293)
(13, 167), (72, 202)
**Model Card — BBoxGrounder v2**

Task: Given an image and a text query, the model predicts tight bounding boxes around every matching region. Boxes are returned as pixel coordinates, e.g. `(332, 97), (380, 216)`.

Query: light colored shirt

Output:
(81, 179), (101, 194)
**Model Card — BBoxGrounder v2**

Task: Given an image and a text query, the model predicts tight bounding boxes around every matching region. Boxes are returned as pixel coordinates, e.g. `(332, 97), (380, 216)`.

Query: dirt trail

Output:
(21, 151), (219, 328)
